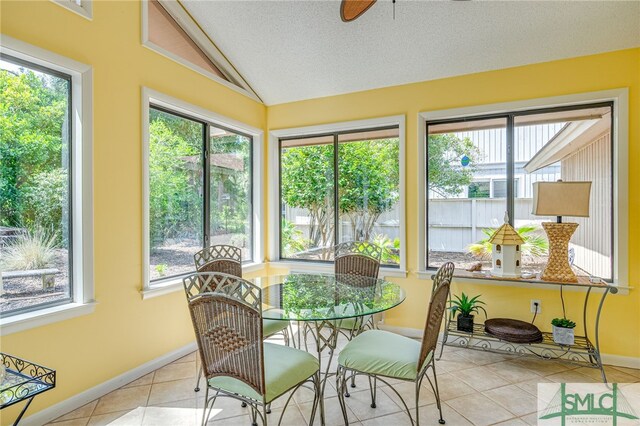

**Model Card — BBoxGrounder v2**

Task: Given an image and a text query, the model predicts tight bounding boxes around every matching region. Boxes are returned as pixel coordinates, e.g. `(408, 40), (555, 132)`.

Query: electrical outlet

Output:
(530, 300), (542, 314)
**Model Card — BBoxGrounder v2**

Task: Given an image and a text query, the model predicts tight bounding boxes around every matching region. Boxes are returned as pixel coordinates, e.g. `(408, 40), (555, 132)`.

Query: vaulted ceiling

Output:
(182, 1), (640, 105)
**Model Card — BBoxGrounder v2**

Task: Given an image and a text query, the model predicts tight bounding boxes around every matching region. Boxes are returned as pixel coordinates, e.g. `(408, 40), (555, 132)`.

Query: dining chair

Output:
(184, 272), (322, 426)
(191, 245), (290, 396)
(333, 240), (383, 337)
(336, 262), (454, 426)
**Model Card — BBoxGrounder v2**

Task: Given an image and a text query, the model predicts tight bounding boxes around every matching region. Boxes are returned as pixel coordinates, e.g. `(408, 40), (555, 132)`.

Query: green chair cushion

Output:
(262, 319), (289, 338)
(209, 343), (318, 403)
(338, 330), (431, 381)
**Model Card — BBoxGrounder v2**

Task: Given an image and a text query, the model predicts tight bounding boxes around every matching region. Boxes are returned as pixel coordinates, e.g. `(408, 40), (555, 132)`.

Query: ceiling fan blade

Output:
(341, 0), (377, 22)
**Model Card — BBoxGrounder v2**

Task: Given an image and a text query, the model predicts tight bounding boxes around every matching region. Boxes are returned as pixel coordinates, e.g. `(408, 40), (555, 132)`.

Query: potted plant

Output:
(449, 293), (487, 333)
(551, 318), (576, 345)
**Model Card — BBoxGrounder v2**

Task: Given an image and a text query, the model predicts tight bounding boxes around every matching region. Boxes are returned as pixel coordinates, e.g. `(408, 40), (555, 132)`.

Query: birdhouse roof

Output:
(489, 223), (524, 245)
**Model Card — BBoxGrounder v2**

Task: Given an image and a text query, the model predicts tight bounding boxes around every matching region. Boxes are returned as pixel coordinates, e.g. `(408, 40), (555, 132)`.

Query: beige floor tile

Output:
(48, 418), (90, 426)
(342, 386), (403, 421)
(449, 366), (510, 391)
(494, 418), (528, 425)
(484, 384), (538, 416)
(509, 357), (576, 376)
(447, 394), (514, 426)
(545, 369), (594, 383)
(422, 402), (473, 426)
(173, 352), (197, 364)
(426, 372), (476, 401)
(143, 404), (198, 426)
(299, 395), (358, 426)
(520, 412), (540, 425)
(610, 365), (640, 379)
(436, 351), (478, 374)
(93, 386), (151, 416)
(457, 349), (512, 366)
(484, 361), (542, 383)
(52, 401), (97, 422)
(123, 373), (155, 389)
(379, 381), (436, 408)
(88, 408), (145, 426)
(148, 378), (198, 406)
(196, 393), (251, 421)
(361, 411), (412, 426)
(154, 361), (197, 384)
(514, 376), (552, 397)
(268, 404), (306, 426)
(574, 366), (638, 383)
(207, 414), (249, 425)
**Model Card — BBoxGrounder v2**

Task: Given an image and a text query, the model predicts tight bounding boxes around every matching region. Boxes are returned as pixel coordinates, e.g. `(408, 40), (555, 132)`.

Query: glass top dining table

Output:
(250, 273), (406, 322)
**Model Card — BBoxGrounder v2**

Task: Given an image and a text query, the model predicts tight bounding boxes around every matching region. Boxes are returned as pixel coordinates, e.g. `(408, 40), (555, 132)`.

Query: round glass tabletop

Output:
(252, 273), (406, 322)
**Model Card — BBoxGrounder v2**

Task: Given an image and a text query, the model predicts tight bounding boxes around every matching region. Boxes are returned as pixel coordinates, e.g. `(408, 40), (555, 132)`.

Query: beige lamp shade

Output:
(531, 181), (592, 218)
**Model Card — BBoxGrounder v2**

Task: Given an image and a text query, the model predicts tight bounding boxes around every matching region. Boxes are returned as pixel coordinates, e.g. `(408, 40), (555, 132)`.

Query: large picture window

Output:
(279, 126), (401, 267)
(148, 105), (253, 284)
(426, 103), (614, 281)
(1, 55), (72, 316)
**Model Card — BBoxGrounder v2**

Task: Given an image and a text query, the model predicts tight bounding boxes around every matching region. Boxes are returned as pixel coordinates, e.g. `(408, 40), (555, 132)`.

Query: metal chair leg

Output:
(368, 375), (377, 408)
(195, 365), (203, 392)
(336, 366), (350, 426)
(266, 402), (271, 414)
(424, 363), (445, 424)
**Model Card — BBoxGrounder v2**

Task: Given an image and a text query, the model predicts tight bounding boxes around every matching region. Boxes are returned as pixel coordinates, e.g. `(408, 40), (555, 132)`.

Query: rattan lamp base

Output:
(541, 222), (578, 283)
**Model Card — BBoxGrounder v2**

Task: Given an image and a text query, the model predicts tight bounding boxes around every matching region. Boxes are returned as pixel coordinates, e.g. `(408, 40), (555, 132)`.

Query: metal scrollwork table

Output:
(0, 353), (56, 425)
(435, 271), (627, 383)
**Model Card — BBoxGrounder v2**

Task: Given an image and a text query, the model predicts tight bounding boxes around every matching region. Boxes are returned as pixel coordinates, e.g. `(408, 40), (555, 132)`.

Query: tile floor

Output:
(48, 334), (640, 426)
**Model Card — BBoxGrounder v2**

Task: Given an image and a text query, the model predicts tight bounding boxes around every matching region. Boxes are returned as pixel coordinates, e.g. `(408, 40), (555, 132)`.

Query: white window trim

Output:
(268, 115), (407, 277)
(0, 36), (95, 335)
(141, 87), (265, 298)
(140, 0), (262, 104)
(417, 89), (629, 288)
(51, 0), (93, 20)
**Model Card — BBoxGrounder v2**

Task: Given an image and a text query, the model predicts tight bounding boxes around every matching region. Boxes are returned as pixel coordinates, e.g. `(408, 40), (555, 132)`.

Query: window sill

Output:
(416, 269), (629, 294)
(0, 302), (97, 336)
(142, 262), (267, 300)
(268, 261), (407, 278)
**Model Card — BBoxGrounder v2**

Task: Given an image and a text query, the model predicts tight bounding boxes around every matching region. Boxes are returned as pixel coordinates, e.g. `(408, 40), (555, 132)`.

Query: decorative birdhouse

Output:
(489, 212), (524, 278)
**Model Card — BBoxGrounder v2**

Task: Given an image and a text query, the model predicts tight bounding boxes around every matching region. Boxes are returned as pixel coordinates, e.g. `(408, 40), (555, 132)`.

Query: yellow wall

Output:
(1, 0), (639, 422)
(267, 48), (640, 359)
(0, 1), (266, 423)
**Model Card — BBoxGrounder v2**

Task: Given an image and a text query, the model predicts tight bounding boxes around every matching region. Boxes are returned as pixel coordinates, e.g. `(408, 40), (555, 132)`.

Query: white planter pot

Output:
(552, 325), (575, 345)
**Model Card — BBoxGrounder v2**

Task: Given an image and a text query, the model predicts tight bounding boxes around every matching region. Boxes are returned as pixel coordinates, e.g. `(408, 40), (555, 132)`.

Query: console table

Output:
(434, 271), (623, 383)
(0, 353), (56, 425)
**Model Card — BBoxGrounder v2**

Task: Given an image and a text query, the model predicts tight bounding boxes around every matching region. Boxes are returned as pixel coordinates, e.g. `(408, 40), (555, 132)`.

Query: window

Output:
(146, 98), (255, 287)
(468, 181), (490, 198)
(279, 126), (401, 267)
(426, 103), (614, 281)
(0, 38), (92, 327)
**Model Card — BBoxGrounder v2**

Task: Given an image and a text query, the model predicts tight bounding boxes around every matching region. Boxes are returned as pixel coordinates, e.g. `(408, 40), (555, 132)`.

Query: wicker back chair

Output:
(334, 241), (382, 279)
(185, 273), (265, 396)
(431, 261), (455, 295)
(419, 270), (452, 371)
(194, 245), (242, 277)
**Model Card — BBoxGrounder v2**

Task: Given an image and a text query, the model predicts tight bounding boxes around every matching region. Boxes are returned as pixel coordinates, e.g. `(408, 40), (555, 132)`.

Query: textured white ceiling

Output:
(182, 0), (640, 105)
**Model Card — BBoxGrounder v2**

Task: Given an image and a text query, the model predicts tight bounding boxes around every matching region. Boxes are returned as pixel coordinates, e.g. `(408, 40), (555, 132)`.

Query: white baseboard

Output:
(22, 342), (197, 426)
(378, 324), (640, 369)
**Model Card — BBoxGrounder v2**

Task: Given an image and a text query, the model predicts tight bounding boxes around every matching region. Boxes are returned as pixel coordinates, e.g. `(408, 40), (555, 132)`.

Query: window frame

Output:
(269, 115), (407, 277)
(142, 88), (264, 297)
(0, 36), (94, 335)
(51, 0), (92, 20)
(417, 90), (629, 288)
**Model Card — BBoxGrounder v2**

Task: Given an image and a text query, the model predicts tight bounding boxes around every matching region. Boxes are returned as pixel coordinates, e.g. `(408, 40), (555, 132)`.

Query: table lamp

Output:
(531, 181), (591, 283)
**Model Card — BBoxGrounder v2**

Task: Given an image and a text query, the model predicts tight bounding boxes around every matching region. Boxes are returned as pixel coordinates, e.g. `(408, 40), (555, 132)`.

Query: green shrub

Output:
(2, 228), (57, 270)
(23, 168), (68, 245)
